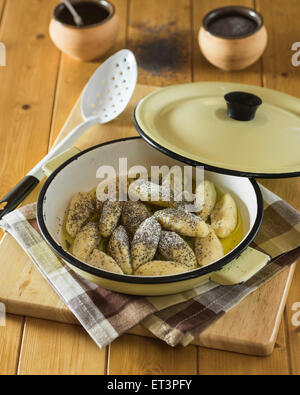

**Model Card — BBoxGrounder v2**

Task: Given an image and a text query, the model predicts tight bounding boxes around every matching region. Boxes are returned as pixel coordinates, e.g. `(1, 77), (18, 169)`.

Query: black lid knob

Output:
(224, 91), (262, 121)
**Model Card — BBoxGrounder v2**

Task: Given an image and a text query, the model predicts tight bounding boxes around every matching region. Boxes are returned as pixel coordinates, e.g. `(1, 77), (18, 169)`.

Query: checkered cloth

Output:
(1, 184), (300, 348)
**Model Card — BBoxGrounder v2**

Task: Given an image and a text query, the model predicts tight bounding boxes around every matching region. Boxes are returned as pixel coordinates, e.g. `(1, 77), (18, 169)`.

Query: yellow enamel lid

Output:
(134, 82), (300, 178)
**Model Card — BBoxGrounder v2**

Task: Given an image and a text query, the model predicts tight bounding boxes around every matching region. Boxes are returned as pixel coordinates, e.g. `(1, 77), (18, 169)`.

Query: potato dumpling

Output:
(129, 179), (176, 208)
(66, 192), (95, 238)
(131, 217), (161, 270)
(108, 225), (132, 274)
(210, 193), (237, 238)
(195, 226), (224, 267)
(121, 201), (150, 235)
(158, 231), (197, 269)
(99, 200), (123, 238)
(135, 260), (190, 276)
(72, 222), (100, 262)
(195, 180), (217, 221)
(87, 249), (123, 274)
(154, 208), (209, 238)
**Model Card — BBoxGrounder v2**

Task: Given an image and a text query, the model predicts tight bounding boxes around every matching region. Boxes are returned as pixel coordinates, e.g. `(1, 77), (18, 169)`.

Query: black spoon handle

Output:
(0, 176), (40, 220)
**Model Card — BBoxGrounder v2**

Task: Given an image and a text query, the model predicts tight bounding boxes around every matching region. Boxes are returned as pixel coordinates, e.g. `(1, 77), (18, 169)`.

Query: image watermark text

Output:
(0, 42), (6, 66)
(0, 302), (6, 327)
(291, 42), (300, 67)
(95, 160), (204, 212)
(291, 302), (300, 328)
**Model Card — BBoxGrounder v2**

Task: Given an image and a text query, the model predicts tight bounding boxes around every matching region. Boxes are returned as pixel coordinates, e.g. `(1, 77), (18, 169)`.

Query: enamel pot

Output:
(37, 137), (263, 296)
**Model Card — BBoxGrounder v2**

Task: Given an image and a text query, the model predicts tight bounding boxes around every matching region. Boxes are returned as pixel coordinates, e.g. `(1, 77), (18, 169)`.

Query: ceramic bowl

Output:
(198, 6), (267, 71)
(49, 0), (120, 61)
(37, 137), (263, 296)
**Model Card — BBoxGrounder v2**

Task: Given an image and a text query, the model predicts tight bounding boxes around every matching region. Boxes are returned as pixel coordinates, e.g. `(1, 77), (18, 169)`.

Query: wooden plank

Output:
(18, 318), (107, 375)
(0, 0), (60, 179)
(0, 232), (78, 325)
(0, 0), (61, 240)
(256, 0), (300, 207)
(0, 0), (5, 22)
(0, 0), (5, 240)
(256, 0), (300, 375)
(256, 0), (300, 201)
(108, 334), (197, 374)
(192, 0), (261, 84)
(0, 0), (61, 374)
(257, 0), (300, 95)
(0, 314), (24, 375)
(127, 0), (192, 86)
(197, 321), (290, 375)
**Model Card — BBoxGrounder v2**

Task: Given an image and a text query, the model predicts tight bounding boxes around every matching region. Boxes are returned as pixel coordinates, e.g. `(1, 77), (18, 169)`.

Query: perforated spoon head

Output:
(81, 49), (138, 124)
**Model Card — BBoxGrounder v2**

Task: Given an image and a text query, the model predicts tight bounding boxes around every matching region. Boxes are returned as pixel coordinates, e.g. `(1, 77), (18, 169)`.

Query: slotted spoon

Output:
(0, 49), (138, 219)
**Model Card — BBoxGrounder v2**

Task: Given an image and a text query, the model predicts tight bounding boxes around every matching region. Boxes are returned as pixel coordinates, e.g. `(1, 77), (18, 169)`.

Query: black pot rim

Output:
(133, 106), (300, 179)
(202, 5), (264, 40)
(37, 136), (264, 285)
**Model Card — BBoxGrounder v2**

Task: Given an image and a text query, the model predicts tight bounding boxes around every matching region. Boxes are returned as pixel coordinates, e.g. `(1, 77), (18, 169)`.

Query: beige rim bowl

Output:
(49, 1), (120, 61)
(199, 25), (267, 71)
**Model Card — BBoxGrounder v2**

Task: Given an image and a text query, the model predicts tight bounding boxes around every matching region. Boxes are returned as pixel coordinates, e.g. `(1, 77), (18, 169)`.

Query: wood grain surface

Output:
(0, 0), (299, 375)
(18, 318), (107, 375)
(256, 0), (300, 374)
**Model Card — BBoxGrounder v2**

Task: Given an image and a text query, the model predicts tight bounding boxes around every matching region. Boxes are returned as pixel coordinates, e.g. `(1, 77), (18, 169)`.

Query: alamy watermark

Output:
(0, 42), (6, 67)
(95, 160), (204, 212)
(291, 302), (300, 328)
(0, 302), (5, 327)
(291, 42), (300, 67)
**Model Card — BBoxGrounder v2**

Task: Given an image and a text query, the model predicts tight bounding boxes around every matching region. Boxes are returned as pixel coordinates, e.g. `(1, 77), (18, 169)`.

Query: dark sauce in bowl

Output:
(208, 15), (258, 38)
(202, 6), (263, 39)
(57, 1), (110, 27)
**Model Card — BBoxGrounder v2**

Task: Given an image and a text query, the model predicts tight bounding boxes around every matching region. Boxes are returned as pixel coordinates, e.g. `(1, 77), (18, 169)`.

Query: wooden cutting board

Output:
(0, 84), (296, 356)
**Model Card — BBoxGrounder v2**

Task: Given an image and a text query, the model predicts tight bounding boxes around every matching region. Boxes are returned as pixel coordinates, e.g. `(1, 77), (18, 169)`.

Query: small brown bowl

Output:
(198, 6), (267, 71)
(49, 0), (120, 61)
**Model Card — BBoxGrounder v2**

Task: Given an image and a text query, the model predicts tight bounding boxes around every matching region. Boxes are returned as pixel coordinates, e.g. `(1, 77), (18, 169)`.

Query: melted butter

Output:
(214, 187), (244, 255)
(220, 210), (244, 255)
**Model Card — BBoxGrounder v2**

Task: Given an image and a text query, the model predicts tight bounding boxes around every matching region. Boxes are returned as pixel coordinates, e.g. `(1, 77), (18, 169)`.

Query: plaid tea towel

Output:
(0, 184), (300, 348)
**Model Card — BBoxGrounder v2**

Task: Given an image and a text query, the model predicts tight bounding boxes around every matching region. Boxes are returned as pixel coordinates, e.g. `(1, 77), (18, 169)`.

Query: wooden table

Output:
(0, 0), (299, 375)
